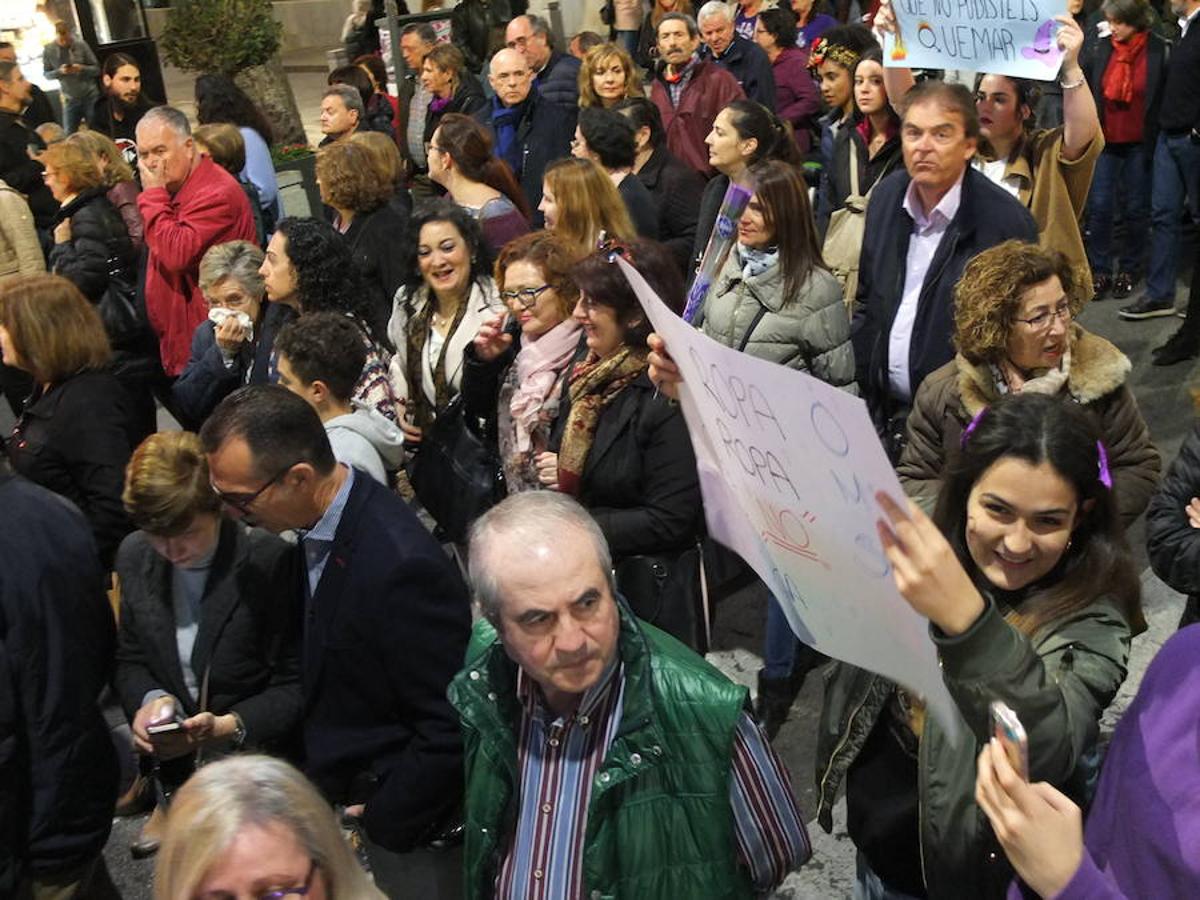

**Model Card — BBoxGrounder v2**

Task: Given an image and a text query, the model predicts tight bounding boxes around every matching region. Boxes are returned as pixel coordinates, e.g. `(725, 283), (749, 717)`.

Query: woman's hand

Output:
(875, 491), (986, 635)
(397, 399), (423, 446)
(647, 333), (682, 401)
(975, 739), (1085, 897)
(1054, 14), (1085, 75)
(535, 451), (560, 490)
(214, 315), (248, 354)
(1186, 497), (1200, 529)
(53, 218), (71, 244)
(873, 0), (898, 35)
(474, 314), (513, 362)
(132, 695), (180, 755)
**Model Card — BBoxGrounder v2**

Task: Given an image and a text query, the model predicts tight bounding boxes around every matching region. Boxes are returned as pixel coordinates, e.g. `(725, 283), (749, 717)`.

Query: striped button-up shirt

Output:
(495, 658), (810, 898)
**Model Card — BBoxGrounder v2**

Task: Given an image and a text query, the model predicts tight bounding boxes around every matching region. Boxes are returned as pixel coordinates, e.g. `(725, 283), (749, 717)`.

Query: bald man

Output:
(473, 47), (575, 224)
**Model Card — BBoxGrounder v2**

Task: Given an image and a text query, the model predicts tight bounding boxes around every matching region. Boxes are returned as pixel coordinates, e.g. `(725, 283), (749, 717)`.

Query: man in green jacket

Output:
(449, 492), (810, 900)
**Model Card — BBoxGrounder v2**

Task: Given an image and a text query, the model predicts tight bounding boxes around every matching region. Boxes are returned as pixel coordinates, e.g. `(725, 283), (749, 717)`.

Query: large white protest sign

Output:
(622, 259), (959, 736)
(884, 0), (1068, 81)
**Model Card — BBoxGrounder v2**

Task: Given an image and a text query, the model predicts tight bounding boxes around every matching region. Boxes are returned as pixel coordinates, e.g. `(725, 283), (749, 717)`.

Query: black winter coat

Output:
(48, 187), (136, 304)
(692, 174), (729, 276)
(637, 144), (705, 275)
(820, 122), (902, 236)
(424, 77), (488, 145)
(0, 471), (117, 889)
(851, 167), (1038, 427)
(0, 110), (56, 229)
(6, 370), (137, 570)
(451, 0), (524, 73)
(1147, 422), (1200, 628)
(548, 371), (702, 559)
(535, 51), (582, 108)
(474, 91), (576, 226)
(618, 172), (660, 240)
(114, 519), (303, 753)
(343, 198), (413, 310)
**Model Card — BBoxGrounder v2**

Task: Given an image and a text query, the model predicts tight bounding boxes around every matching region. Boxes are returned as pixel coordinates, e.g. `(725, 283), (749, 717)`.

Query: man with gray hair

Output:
(505, 13), (581, 107)
(318, 84), (364, 146)
(651, 12), (745, 176)
(136, 106), (256, 378)
(450, 491), (811, 898)
(697, 0), (776, 110)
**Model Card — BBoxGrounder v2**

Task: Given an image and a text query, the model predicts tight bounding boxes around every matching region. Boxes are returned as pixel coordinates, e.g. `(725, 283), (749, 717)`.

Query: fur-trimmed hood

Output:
(957, 324), (1131, 415)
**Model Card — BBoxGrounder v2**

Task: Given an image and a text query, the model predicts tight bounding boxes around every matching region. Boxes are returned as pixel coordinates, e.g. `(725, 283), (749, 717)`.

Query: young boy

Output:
(274, 312), (404, 484)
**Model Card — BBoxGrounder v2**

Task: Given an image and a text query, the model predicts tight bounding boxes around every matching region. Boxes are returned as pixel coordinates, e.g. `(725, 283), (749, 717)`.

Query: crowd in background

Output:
(2, 0), (1200, 897)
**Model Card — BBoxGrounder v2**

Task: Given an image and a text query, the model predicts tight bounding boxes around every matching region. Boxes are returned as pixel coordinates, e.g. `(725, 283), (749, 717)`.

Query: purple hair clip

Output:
(1097, 440), (1113, 490)
(960, 407), (988, 449)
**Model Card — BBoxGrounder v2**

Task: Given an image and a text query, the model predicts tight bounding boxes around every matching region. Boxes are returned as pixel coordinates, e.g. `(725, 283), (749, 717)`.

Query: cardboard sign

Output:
(885, 0), (1069, 80)
(623, 259), (959, 736)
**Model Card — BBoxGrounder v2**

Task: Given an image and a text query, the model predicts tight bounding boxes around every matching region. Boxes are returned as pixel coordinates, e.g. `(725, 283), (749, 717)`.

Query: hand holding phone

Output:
(990, 700), (1029, 781)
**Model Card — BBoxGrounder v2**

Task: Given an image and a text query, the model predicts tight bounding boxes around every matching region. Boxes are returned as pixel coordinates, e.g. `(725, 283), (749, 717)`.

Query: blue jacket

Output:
(851, 167), (1037, 426)
(535, 50), (581, 108)
(172, 301), (294, 431)
(301, 472), (472, 851)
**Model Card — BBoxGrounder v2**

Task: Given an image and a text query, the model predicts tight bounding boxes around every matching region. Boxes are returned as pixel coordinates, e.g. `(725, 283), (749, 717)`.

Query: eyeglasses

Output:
(500, 284), (558, 309)
(1013, 302), (1072, 331)
(209, 460), (298, 514)
(200, 860), (319, 900)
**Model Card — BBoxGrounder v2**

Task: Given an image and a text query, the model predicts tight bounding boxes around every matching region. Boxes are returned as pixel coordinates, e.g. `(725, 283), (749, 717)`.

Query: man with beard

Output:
(88, 52), (155, 164)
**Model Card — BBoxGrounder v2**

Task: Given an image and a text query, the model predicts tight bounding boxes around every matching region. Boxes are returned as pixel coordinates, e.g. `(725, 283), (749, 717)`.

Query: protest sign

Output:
(623, 259), (959, 736)
(884, 0), (1068, 81)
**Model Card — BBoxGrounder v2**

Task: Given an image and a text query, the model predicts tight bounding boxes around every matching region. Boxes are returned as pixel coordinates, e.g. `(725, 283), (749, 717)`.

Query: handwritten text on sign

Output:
(621, 259), (959, 736)
(885, 0), (1068, 81)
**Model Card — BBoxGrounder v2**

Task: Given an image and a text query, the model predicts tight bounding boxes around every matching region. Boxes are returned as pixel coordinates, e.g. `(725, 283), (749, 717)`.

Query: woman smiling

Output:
(899, 241), (1160, 528)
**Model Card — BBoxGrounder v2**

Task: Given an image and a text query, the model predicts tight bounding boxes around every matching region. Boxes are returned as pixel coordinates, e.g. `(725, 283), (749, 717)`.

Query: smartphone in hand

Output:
(990, 700), (1029, 781)
(147, 721), (184, 737)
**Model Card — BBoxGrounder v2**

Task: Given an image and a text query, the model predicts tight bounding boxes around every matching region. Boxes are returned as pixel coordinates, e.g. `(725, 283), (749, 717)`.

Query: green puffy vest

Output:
(449, 605), (757, 900)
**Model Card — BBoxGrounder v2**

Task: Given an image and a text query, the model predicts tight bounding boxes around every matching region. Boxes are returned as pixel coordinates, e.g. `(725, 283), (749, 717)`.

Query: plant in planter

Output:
(160, 0), (307, 146)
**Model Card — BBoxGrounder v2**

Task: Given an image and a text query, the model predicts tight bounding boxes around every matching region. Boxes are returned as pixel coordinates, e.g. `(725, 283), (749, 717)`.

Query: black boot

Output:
(755, 671), (796, 741)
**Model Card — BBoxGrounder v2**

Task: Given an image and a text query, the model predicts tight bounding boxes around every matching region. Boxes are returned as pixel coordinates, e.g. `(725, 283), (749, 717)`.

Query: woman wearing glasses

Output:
(116, 431), (302, 858)
(899, 240), (1160, 528)
(388, 201), (500, 449)
(461, 231), (582, 493)
(154, 755), (383, 899)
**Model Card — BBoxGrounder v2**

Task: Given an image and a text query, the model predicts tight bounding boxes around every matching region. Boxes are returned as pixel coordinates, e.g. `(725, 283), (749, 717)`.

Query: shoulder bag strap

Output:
(848, 137), (860, 197)
(736, 302), (770, 353)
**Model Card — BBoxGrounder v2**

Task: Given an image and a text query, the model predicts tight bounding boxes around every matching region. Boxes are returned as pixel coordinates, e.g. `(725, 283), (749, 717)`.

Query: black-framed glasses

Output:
(210, 460), (298, 514)
(1013, 302), (1071, 331)
(499, 284), (558, 309)
(200, 859), (320, 900)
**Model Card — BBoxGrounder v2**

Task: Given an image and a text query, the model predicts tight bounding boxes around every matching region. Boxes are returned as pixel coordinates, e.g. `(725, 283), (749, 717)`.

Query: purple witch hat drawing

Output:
(1020, 20), (1063, 68)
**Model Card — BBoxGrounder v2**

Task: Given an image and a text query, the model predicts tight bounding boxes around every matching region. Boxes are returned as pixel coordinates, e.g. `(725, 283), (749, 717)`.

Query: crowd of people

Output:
(2, 0), (1200, 897)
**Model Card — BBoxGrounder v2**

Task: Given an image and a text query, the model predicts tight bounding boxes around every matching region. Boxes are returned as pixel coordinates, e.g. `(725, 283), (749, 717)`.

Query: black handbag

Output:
(615, 544), (710, 653)
(99, 256), (148, 352)
(409, 395), (506, 544)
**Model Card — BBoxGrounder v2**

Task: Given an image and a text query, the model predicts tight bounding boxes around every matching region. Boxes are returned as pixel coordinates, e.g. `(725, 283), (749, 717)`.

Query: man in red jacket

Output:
(650, 12), (745, 178)
(136, 106), (255, 378)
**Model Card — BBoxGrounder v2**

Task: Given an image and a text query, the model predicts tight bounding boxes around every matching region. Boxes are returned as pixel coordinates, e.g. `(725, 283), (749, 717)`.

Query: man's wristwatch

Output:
(230, 713), (247, 748)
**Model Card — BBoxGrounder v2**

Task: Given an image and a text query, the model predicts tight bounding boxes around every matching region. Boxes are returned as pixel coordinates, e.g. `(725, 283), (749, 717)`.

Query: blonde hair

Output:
(40, 140), (105, 193)
(578, 43), (644, 108)
(123, 431), (221, 535)
(66, 130), (136, 186)
(154, 756), (384, 900)
(543, 157), (635, 257)
(0, 275), (110, 382)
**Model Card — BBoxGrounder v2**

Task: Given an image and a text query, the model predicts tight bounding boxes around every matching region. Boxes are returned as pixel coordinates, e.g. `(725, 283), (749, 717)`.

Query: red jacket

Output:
(138, 156), (256, 376)
(651, 60), (745, 178)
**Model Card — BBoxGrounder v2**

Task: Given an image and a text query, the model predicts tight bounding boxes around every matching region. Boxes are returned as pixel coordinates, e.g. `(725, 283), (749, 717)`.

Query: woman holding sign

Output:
(876, 3), (1103, 303)
(818, 393), (1141, 899)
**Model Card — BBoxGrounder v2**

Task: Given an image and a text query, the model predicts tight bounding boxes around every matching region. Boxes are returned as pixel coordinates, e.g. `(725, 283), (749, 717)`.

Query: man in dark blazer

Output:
(852, 80), (1037, 460)
(201, 385), (471, 899)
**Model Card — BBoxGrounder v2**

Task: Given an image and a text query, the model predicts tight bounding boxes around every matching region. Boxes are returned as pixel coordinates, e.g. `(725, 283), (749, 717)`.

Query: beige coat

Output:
(898, 325), (1161, 528)
(0, 180), (45, 280)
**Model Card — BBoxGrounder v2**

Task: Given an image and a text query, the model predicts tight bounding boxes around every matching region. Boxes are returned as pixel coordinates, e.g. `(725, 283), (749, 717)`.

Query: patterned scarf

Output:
(403, 286), (469, 430)
(511, 319), (581, 454)
(737, 243), (779, 280)
(557, 346), (648, 496)
(1103, 31), (1148, 104)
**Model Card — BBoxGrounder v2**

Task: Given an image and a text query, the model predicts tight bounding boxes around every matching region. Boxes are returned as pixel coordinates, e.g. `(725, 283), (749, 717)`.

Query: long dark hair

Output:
(723, 99), (803, 167)
(434, 113), (532, 221)
(747, 159), (825, 299)
(194, 74), (274, 146)
(933, 393), (1142, 636)
(852, 47), (901, 130)
(274, 217), (390, 350)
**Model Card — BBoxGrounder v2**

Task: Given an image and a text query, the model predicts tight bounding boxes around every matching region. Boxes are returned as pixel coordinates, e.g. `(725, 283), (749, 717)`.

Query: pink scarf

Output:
(510, 319), (581, 453)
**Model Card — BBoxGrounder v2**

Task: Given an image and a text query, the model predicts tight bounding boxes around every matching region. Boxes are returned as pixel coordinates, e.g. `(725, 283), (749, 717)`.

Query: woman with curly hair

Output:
(539, 157), (635, 258)
(258, 217), (400, 423)
(194, 74), (280, 225)
(387, 201), (501, 447)
(578, 42), (644, 108)
(317, 138), (410, 302)
(898, 240), (1160, 527)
